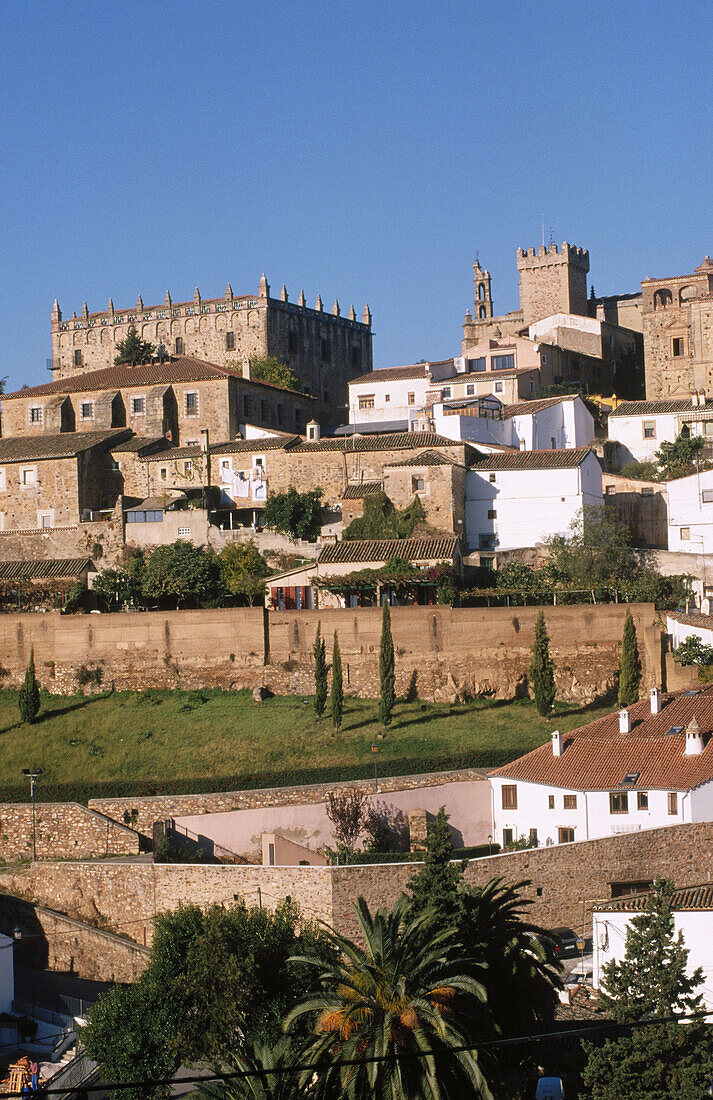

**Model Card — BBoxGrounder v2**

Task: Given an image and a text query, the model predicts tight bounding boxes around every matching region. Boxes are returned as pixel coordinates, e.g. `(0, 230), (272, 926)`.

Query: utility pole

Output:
(22, 768), (42, 861)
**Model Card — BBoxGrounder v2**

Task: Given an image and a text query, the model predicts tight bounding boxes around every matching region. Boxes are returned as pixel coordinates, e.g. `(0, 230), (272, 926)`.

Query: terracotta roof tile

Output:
(467, 447), (592, 471)
(492, 686), (713, 791)
(610, 399), (705, 417)
(595, 882), (713, 912)
(0, 430), (130, 462)
(318, 536), (459, 565)
(291, 432), (461, 453)
(667, 611), (713, 629)
(110, 435), (169, 453)
(501, 395), (577, 419)
(342, 482), (382, 499)
(0, 558), (93, 581)
(350, 364), (431, 384)
(385, 449), (457, 467)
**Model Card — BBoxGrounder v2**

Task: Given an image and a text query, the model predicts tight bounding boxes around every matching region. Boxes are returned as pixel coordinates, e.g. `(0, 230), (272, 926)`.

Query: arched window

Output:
(653, 289), (672, 309)
(478, 283), (485, 300)
(479, 305), (487, 318)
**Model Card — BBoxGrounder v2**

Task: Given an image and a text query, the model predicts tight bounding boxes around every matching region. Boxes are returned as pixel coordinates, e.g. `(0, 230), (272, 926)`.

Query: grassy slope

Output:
(0, 688), (613, 800)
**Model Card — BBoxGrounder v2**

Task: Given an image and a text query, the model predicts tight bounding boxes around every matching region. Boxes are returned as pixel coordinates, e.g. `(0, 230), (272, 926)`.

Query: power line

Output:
(4, 1009), (713, 1098)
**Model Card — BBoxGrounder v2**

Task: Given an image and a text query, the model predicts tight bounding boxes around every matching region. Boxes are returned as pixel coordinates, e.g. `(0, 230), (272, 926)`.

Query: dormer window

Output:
(131, 396), (146, 415)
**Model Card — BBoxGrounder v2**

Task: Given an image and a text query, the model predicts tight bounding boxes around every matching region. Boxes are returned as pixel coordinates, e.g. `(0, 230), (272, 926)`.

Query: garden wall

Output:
(4, 819), (711, 947)
(0, 603), (661, 703)
(0, 803), (140, 861)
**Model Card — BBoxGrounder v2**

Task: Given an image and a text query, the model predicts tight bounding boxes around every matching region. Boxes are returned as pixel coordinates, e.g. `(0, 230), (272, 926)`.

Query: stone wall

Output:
(0, 803), (140, 861)
(0, 893), (149, 982)
(90, 768), (489, 841)
(602, 474), (668, 548)
(7, 819), (713, 946)
(0, 602), (661, 702)
(0, 510), (124, 567)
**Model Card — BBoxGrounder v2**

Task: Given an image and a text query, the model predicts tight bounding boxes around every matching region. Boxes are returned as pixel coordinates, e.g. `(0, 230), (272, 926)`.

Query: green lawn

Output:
(0, 687), (614, 802)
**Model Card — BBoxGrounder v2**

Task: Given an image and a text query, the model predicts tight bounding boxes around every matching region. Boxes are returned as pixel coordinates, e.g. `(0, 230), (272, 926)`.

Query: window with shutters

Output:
(501, 785), (518, 809)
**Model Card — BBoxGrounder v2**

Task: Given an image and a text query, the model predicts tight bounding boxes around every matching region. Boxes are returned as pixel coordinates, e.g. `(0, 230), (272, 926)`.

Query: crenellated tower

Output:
(516, 242), (590, 325)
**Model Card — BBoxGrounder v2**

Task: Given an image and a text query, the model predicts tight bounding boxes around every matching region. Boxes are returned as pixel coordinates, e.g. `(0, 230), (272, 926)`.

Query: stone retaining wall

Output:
(0, 803), (140, 861)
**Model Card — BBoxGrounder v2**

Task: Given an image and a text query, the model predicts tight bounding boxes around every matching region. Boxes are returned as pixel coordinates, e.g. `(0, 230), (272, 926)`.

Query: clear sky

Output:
(1, 0), (711, 391)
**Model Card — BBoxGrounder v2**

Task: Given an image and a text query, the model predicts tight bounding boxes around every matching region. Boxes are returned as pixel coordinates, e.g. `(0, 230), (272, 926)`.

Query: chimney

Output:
(684, 715), (704, 756)
(692, 391), (698, 407)
(700, 391), (707, 408)
(650, 687), (661, 715)
(242, 357), (251, 381)
(551, 729), (564, 757)
(519, 439), (527, 451)
(619, 709), (631, 734)
(200, 429), (211, 488)
(306, 419), (320, 441)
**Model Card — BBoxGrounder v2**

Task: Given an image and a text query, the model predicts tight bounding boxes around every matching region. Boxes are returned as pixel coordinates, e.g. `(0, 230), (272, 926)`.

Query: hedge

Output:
(0, 749), (519, 806)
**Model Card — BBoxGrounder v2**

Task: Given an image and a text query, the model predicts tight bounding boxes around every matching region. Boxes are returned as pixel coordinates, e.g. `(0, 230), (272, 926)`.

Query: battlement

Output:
(516, 242), (589, 270)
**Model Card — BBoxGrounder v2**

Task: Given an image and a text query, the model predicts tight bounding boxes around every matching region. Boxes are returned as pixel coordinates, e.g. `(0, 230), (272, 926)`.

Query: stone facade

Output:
(0, 510), (124, 566)
(50, 277), (373, 426)
(382, 459), (466, 534)
(0, 803), (140, 862)
(0, 894), (149, 982)
(602, 473), (668, 548)
(642, 256), (713, 399)
(7, 819), (713, 946)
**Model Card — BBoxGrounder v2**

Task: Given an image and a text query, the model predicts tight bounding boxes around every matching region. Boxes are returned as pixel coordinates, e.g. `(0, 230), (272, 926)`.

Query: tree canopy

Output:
(114, 325), (155, 366)
(141, 540), (223, 608)
(218, 542), (269, 604)
(622, 432), (710, 483)
(263, 488), (323, 541)
(249, 356), (300, 391)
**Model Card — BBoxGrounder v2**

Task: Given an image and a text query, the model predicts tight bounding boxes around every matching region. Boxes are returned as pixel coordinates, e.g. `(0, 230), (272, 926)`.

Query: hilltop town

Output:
(3, 241), (713, 1097)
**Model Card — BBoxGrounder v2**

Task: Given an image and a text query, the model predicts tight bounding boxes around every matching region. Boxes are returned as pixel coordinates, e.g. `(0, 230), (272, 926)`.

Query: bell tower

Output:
(473, 257), (493, 320)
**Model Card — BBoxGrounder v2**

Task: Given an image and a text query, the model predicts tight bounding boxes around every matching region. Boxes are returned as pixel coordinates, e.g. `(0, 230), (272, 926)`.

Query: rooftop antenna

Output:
(548, 225), (555, 247)
(541, 214), (545, 248)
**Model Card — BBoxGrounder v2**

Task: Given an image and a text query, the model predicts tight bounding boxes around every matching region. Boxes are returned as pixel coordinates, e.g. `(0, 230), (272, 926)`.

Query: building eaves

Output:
(317, 536), (459, 565)
(350, 364), (431, 384)
(341, 482), (382, 499)
(501, 395), (577, 419)
(467, 447), (592, 471)
(291, 432), (461, 454)
(385, 450), (457, 468)
(0, 429), (130, 462)
(594, 882), (713, 913)
(0, 558), (93, 581)
(610, 399), (704, 417)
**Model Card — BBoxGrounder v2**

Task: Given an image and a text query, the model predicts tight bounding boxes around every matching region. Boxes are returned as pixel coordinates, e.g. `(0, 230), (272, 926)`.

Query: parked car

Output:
(547, 927), (579, 958)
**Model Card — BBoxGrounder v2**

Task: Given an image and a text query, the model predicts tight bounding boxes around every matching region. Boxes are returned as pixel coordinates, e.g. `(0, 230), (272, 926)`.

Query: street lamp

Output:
(371, 743), (380, 792)
(488, 833), (493, 857)
(22, 768), (42, 862)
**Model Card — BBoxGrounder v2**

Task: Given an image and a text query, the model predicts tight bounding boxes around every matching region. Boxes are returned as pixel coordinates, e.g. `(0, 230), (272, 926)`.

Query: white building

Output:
(667, 610), (713, 649)
(432, 394), (594, 451)
(490, 686), (713, 849)
(665, 467), (713, 554)
(608, 394), (713, 465)
(592, 884), (713, 1013)
(465, 447), (602, 552)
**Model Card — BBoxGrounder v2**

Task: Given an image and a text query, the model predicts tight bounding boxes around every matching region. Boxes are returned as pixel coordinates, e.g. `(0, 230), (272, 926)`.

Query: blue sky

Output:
(1, 0), (711, 390)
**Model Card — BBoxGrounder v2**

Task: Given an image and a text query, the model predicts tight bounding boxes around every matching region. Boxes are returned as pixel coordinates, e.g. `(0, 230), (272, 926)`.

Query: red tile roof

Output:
(492, 686), (713, 791)
(501, 395), (577, 419)
(0, 430), (130, 462)
(318, 536), (459, 565)
(595, 882), (713, 912)
(666, 611), (713, 630)
(467, 447), (592, 471)
(342, 482), (382, 499)
(292, 432), (461, 453)
(350, 364), (431, 384)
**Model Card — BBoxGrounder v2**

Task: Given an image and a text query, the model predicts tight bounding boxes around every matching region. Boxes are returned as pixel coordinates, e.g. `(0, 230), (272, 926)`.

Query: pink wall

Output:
(174, 779), (492, 861)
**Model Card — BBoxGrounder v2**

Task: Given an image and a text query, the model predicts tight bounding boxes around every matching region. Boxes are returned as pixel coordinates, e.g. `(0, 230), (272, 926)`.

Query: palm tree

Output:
(286, 895), (491, 1100)
(199, 1038), (302, 1100)
(461, 877), (562, 1039)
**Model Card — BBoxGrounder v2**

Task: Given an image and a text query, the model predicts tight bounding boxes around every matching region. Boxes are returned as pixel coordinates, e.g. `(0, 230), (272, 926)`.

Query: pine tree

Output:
(313, 621), (327, 719)
(18, 648), (40, 724)
(529, 610), (556, 717)
(407, 807), (464, 927)
(582, 878), (713, 1100)
(114, 325), (155, 366)
(378, 600), (396, 727)
(330, 632), (343, 735)
(618, 608), (641, 707)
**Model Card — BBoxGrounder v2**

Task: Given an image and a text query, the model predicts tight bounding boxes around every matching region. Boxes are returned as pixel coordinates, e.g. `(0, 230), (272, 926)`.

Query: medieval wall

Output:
(6, 819), (713, 947)
(0, 603), (661, 703)
(0, 803), (140, 862)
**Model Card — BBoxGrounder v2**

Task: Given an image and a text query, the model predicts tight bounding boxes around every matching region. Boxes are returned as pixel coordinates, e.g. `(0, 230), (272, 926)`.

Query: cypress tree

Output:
(618, 609), (641, 707)
(18, 648), (41, 724)
(378, 600), (396, 727)
(530, 610), (556, 717)
(313, 621), (327, 718)
(331, 632), (343, 735)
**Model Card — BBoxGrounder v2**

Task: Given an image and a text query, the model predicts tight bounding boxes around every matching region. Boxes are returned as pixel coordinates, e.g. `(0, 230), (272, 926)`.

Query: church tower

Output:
(473, 258), (493, 320)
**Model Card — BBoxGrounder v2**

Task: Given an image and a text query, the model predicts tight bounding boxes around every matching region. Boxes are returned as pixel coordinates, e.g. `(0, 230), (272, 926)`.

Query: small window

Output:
(704, 421), (713, 437)
(175, 336), (184, 354)
(407, 392), (415, 405)
(550, 436), (556, 449)
(489, 473), (496, 483)
(131, 396), (145, 415)
(74, 349), (83, 367)
(254, 456), (264, 468)
(673, 337), (685, 357)
(21, 468), (36, 486)
(466, 384), (475, 396)
(487, 509), (497, 519)
(185, 392), (199, 416)
(668, 792), (678, 815)
(39, 512), (53, 530)
(702, 490), (713, 503)
(610, 791), (629, 814)
(605, 484), (616, 495)
(680, 527), (691, 541)
(548, 795), (555, 809)
(29, 406), (42, 424)
(321, 338), (330, 362)
(358, 395), (375, 410)
(637, 791), (649, 810)
(469, 357), (486, 373)
(501, 784), (518, 809)
(183, 461), (192, 475)
(529, 828), (538, 845)
(502, 828), (514, 847)
(160, 467), (167, 481)
(642, 421), (656, 440)
(412, 477), (425, 492)
(80, 401), (94, 419)
(383, 393), (390, 404)
(492, 353), (515, 371)
(641, 487), (654, 497)
(226, 332), (235, 351)
(220, 459), (231, 471)
(563, 794), (577, 809)
(494, 381), (503, 393)
(177, 527), (191, 537)
(441, 387), (451, 399)
(558, 827), (574, 844)
(541, 352), (547, 364)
